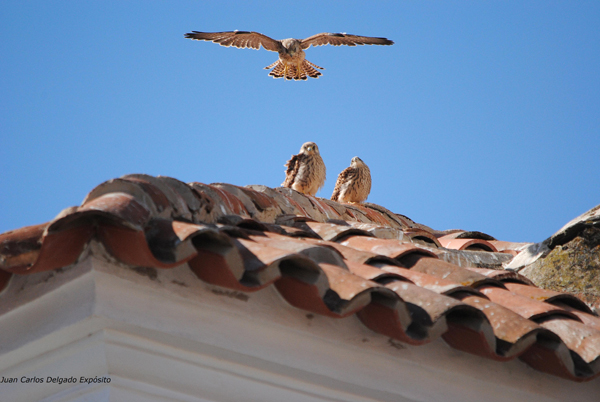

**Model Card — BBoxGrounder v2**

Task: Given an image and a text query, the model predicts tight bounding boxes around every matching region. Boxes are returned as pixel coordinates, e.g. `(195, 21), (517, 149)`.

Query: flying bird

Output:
(331, 157), (371, 203)
(282, 142), (326, 196)
(184, 30), (394, 80)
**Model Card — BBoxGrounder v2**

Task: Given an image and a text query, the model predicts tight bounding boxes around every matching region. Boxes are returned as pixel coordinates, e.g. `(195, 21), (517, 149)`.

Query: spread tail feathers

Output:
(265, 60), (324, 80)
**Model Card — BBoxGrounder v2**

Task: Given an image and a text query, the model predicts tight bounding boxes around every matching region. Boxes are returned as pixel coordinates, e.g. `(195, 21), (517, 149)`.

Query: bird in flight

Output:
(184, 31), (394, 80)
(331, 156), (371, 203)
(282, 142), (326, 196)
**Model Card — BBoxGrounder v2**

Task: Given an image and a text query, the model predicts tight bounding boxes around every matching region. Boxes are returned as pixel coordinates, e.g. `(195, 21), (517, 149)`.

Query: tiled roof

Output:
(1, 173), (599, 382)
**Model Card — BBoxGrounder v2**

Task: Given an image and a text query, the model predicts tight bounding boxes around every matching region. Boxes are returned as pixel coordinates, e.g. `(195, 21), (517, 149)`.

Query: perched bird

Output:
(184, 31), (394, 80)
(331, 157), (371, 203)
(282, 142), (326, 196)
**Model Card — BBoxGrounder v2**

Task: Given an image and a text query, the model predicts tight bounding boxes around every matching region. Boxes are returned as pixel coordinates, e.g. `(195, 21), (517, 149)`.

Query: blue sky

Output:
(1, 1), (599, 243)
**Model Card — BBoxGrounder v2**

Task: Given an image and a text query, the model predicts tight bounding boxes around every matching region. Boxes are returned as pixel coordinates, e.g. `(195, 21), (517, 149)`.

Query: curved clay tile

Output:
(82, 177), (164, 219)
(438, 230), (496, 241)
(267, 223), (322, 239)
(275, 188), (330, 222)
(302, 221), (373, 242)
(384, 280), (486, 346)
(189, 235), (325, 292)
(158, 175), (205, 220)
(239, 185), (283, 213)
(100, 219), (224, 269)
(488, 240), (532, 255)
(318, 263), (399, 316)
(308, 198), (345, 221)
(231, 237), (308, 288)
(362, 203), (413, 229)
(401, 228), (441, 247)
(478, 286), (581, 322)
(247, 232), (348, 268)
(2, 223), (91, 277)
(78, 192), (153, 230)
(275, 214), (317, 225)
(519, 317), (600, 381)
(503, 282), (594, 314)
(278, 220), (323, 239)
(405, 257), (503, 288)
(299, 237), (401, 267)
(274, 262), (406, 320)
(216, 215), (270, 232)
(339, 236), (437, 262)
(205, 183), (251, 217)
(0, 223), (48, 273)
(211, 183), (266, 219)
(548, 204), (600, 249)
(439, 237), (498, 252)
(553, 302), (600, 332)
(246, 185), (307, 217)
(183, 182), (224, 223)
(335, 221), (405, 240)
(345, 261), (414, 284)
(541, 317), (600, 368)
(520, 330), (587, 381)
(450, 293), (541, 360)
(344, 204), (394, 227)
(123, 174), (193, 221)
(464, 267), (535, 286)
(380, 265), (484, 297)
(425, 246), (512, 270)
(394, 213), (422, 229)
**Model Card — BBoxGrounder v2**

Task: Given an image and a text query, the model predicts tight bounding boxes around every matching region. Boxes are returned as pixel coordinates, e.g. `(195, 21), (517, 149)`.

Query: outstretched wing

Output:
(331, 167), (355, 201)
(282, 154), (303, 187)
(185, 31), (282, 52)
(301, 33), (394, 50)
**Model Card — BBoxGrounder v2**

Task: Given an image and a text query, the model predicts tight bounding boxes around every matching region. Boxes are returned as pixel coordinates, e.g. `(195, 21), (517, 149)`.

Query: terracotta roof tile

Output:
(300, 237), (401, 266)
(438, 237), (498, 252)
(405, 256), (503, 288)
(465, 267), (535, 285)
(246, 185), (304, 216)
(247, 231), (347, 267)
(345, 260), (411, 283)
(294, 221), (373, 241)
(0, 223), (94, 275)
(555, 302), (600, 332)
(0, 223), (47, 272)
(338, 236), (437, 261)
(401, 228), (442, 247)
(488, 240), (533, 254)
(276, 188), (330, 221)
(383, 280), (469, 344)
(452, 293), (541, 360)
(504, 282), (593, 314)
(380, 265), (485, 296)
(437, 230), (496, 241)
(335, 220), (405, 240)
(479, 286), (582, 321)
(1, 174), (599, 382)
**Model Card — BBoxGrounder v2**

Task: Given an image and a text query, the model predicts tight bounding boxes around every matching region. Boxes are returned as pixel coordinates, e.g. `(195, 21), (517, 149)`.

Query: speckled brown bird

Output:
(282, 142), (326, 196)
(184, 31), (394, 80)
(331, 157), (371, 203)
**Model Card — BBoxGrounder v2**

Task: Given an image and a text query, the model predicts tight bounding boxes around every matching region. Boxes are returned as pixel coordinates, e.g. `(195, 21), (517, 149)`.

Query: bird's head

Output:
(351, 156), (365, 167)
(282, 39), (301, 56)
(300, 142), (319, 155)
